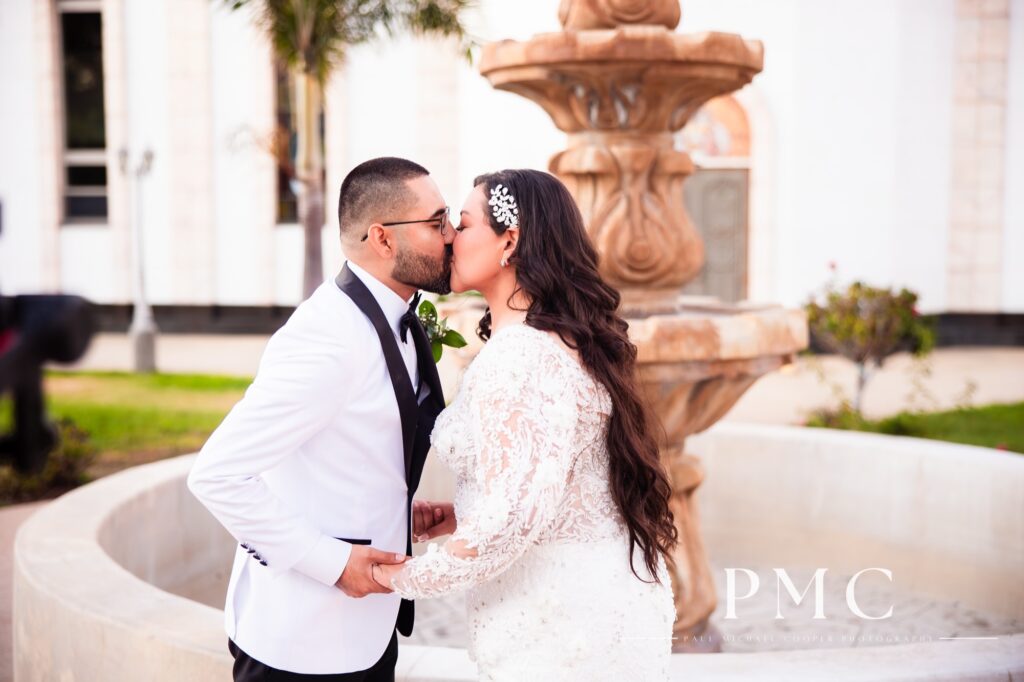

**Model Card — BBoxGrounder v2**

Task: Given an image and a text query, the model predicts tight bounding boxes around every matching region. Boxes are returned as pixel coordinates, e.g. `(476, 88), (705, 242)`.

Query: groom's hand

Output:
(413, 500), (456, 542)
(335, 546), (406, 598)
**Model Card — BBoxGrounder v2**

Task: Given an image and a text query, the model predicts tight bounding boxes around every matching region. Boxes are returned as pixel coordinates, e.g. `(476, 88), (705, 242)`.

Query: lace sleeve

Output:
(390, 335), (580, 599)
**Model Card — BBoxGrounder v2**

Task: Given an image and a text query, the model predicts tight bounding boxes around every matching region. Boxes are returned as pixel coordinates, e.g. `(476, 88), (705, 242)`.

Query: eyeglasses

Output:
(360, 206), (451, 242)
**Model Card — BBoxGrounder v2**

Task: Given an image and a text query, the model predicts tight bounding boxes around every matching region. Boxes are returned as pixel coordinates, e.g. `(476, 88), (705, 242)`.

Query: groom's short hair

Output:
(338, 157), (430, 240)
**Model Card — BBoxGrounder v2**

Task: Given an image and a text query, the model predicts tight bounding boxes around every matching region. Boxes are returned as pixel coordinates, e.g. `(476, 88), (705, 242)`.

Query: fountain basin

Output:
(630, 303), (807, 439)
(480, 26), (764, 134)
(13, 424), (1024, 680)
(630, 301), (808, 363)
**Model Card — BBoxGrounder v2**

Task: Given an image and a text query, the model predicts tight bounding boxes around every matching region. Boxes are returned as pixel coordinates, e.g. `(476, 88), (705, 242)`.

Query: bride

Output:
(375, 169), (678, 681)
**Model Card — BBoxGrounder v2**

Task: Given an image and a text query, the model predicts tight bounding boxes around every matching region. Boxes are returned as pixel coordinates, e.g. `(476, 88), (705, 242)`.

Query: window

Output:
(58, 2), (108, 222)
(274, 62), (325, 225)
(275, 63), (299, 224)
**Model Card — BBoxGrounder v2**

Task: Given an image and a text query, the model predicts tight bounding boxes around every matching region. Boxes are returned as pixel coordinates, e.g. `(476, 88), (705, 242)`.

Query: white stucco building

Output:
(1, 0), (1021, 327)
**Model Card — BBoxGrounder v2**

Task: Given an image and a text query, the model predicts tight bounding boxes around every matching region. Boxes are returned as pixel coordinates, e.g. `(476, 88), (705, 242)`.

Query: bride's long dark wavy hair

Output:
(474, 169), (677, 582)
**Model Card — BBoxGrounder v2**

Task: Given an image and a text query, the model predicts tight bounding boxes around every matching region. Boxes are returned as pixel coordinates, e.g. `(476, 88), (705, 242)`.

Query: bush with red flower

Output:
(805, 281), (935, 414)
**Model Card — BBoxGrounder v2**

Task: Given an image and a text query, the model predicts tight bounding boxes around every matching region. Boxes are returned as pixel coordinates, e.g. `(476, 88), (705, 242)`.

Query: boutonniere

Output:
(417, 300), (468, 362)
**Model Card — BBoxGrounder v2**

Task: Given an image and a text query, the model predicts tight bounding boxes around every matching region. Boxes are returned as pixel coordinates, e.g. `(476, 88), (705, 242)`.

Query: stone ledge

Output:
(13, 426), (1024, 680)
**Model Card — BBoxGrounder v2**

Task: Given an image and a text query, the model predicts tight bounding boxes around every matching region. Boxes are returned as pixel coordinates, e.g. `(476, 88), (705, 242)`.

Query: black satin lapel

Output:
(335, 265), (417, 481)
(411, 322), (445, 410)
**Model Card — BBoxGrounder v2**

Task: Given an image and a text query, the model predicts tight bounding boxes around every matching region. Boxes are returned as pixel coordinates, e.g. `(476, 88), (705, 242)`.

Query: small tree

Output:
(805, 281), (934, 414)
(226, 0), (472, 298)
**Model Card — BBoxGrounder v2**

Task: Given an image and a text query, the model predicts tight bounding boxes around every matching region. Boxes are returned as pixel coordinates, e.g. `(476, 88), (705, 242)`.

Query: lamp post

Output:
(120, 148), (156, 373)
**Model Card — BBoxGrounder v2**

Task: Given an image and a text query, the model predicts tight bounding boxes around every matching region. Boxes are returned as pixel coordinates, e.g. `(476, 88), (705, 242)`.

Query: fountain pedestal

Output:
(479, 0), (808, 649)
(630, 304), (806, 647)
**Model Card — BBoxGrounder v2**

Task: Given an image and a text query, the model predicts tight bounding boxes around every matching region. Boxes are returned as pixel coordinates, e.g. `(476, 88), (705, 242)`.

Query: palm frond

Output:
(224, 0), (473, 82)
(401, 0), (473, 37)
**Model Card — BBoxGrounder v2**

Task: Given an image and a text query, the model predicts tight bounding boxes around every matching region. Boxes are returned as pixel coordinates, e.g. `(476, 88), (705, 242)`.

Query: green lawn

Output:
(1, 370), (250, 477)
(808, 401), (1024, 454)
(2, 371), (1020, 498)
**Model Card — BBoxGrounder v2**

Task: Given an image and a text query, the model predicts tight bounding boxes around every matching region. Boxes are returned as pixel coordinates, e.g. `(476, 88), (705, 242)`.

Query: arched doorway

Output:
(676, 95), (751, 303)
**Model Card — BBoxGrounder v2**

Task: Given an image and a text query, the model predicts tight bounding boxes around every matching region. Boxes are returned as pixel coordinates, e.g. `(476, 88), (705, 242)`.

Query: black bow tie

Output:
(399, 292), (422, 343)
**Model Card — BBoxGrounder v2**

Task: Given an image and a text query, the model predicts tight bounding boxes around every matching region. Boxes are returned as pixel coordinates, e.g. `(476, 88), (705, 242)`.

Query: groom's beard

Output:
(393, 245), (452, 295)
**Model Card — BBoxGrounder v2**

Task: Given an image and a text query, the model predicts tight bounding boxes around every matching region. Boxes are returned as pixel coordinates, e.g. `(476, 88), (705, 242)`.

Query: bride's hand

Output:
(373, 561), (405, 589)
(412, 500), (457, 542)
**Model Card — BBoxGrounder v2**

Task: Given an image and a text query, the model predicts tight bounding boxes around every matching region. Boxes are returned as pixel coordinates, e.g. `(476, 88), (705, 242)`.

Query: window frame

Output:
(57, 0), (109, 226)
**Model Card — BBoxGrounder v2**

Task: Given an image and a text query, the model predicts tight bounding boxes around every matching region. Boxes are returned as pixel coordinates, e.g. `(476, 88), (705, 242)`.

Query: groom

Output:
(188, 157), (455, 681)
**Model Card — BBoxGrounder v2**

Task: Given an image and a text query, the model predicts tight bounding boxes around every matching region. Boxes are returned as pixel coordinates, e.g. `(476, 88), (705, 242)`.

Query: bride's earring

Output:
(500, 257), (508, 268)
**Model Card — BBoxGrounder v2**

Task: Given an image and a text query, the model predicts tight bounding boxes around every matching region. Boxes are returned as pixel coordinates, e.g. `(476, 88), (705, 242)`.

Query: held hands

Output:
(373, 561), (405, 590)
(335, 545), (406, 598)
(412, 500), (456, 542)
(371, 535), (475, 588)
(334, 501), (454, 597)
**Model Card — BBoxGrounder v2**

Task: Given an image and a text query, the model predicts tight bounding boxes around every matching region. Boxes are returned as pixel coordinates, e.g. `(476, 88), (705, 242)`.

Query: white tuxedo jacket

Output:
(188, 264), (421, 674)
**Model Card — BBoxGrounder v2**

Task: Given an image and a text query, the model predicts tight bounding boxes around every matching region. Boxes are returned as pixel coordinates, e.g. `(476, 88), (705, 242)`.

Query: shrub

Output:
(0, 418), (97, 504)
(805, 281), (935, 413)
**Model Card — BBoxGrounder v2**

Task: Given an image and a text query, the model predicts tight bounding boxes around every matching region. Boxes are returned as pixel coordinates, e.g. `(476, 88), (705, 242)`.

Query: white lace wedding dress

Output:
(390, 323), (675, 681)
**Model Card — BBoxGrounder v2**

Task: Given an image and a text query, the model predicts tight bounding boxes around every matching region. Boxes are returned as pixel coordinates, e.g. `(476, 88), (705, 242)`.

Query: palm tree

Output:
(227, 0), (471, 298)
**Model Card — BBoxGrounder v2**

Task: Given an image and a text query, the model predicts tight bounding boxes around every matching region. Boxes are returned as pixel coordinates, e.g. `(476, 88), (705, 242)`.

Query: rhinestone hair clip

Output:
(488, 183), (519, 228)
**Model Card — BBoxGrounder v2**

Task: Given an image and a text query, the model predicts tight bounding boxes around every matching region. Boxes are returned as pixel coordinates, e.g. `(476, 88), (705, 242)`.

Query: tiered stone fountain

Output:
(478, 0), (808, 650)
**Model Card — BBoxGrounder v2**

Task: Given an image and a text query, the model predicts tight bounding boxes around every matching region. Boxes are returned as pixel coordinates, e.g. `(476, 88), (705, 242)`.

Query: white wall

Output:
(452, 0), (564, 195)
(686, 0), (957, 311)
(891, 0), (955, 312)
(124, 0), (173, 304)
(698, 0), (989, 315)
(1, 0), (1020, 313)
(209, 0), (278, 305)
(0, 0), (44, 294)
(1003, 0), (1024, 310)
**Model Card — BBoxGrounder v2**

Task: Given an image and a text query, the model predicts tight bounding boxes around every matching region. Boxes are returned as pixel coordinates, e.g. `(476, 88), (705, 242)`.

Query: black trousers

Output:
(228, 631), (398, 682)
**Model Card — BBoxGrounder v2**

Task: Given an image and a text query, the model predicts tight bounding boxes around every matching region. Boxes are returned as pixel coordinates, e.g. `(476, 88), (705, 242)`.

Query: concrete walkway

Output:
(1, 502), (46, 682)
(723, 346), (1024, 423)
